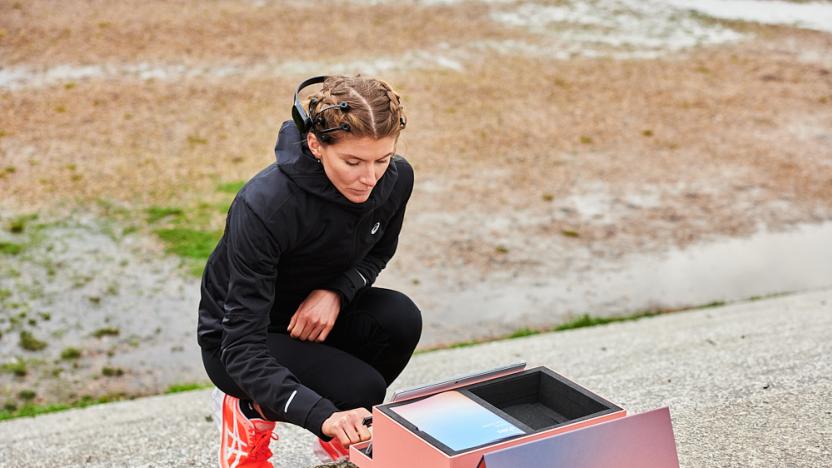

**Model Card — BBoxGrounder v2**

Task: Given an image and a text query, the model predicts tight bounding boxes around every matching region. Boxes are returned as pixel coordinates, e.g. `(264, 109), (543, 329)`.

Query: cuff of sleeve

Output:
(259, 385), (336, 438)
(305, 397), (341, 441)
(323, 269), (366, 306)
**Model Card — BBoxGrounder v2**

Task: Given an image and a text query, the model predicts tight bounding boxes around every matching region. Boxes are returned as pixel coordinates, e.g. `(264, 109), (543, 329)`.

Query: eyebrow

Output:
(342, 152), (394, 161)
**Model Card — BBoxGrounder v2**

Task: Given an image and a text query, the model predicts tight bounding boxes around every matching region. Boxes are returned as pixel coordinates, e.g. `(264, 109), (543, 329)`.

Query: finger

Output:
(287, 312), (297, 333)
(298, 320), (315, 341)
(306, 323), (323, 342)
(355, 421), (372, 441)
(317, 323), (333, 342)
(291, 317), (308, 339)
(343, 421), (361, 445)
(336, 427), (351, 447)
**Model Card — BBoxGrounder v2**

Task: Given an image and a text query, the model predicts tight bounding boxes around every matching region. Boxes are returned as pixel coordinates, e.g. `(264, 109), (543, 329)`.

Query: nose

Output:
(359, 163), (377, 188)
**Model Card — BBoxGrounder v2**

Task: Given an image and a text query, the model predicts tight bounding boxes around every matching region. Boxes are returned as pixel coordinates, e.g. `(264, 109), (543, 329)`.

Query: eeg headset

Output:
(291, 75), (407, 139)
(291, 75), (352, 140)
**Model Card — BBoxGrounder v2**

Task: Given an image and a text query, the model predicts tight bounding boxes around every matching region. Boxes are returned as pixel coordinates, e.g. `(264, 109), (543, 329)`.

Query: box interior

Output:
(463, 369), (614, 431)
(377, 367), (622, 456)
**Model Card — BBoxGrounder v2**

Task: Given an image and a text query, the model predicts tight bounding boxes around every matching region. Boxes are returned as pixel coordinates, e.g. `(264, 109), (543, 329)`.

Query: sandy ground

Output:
(1, 0), (831, 415)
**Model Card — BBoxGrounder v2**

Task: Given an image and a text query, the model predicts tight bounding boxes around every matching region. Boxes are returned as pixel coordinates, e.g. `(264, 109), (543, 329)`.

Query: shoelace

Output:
(248, 429), (279, 461)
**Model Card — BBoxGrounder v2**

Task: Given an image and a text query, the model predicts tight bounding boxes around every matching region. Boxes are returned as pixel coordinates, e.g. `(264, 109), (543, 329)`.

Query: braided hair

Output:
(306, 75), (407, 145)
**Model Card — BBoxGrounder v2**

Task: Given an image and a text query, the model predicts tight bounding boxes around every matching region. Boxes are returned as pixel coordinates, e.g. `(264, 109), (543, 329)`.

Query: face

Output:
(307, 132), (396, 204)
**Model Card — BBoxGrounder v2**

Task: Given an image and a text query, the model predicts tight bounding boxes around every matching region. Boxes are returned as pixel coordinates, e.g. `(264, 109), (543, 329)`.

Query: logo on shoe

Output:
(371, 222), (380, 235)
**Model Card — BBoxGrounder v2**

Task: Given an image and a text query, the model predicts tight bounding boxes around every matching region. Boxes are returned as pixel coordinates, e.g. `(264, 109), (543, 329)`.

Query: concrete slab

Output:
(1, 289), (829, 467)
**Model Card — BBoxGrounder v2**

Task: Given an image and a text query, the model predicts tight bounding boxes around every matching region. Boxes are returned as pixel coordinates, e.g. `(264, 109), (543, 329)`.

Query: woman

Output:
(197, 75), (422, 468)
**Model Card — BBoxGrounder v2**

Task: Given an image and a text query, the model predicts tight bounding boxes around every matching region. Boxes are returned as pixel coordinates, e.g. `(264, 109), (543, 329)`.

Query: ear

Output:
(306, 132), (321, 158)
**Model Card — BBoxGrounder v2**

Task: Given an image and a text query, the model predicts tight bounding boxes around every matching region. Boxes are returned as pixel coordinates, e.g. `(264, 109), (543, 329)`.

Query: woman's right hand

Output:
(321, 407), (373, 447)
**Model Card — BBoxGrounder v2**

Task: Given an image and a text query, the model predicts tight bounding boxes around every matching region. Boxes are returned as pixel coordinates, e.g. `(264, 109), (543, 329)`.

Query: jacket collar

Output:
(274, 120), (399, 212)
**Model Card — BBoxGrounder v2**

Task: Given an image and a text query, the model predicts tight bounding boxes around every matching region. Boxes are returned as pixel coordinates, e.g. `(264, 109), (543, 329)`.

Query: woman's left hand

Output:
(287, 289), (342, 342)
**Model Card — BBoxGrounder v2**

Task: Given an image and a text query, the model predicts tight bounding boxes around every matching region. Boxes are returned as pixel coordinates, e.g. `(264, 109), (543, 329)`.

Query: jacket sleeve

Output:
(324, 161), (414, 306)
(220, 197), (340, 440)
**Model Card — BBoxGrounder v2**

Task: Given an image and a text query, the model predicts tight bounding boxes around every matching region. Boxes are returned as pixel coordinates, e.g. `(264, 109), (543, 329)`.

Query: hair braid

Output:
(303, 75), (406, 144)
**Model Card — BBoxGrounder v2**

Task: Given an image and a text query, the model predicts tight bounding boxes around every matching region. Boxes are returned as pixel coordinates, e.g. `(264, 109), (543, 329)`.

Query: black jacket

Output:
(197, 120), (414, 439)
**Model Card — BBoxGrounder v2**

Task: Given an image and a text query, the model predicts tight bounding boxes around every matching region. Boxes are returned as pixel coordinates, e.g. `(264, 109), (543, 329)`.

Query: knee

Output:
(379, 290), (422, 348)
(333, 366), (387, 410)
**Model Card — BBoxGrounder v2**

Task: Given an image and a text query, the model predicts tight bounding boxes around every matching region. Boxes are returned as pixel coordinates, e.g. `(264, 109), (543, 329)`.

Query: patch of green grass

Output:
(0, 241), (24, 255)
(187, 260), (206, 278)
(554, 311), (662, 331)
(508, 327), (539, 338)
(416, 309), (669, 354)
(165, 382), (212, 394)
(1, 359), (27, 377)
(101, 366), (124, 377)
(216, 180), (246, 194)
(19, 331), (47, 351)
(6, 214), (38, 233)
(0, 393), (132, 421)
(579, 135), (593, 144)
(155, 228), (221, 260)
(560, 229), (580, 238)
(146, 206), (184, 224)
(60, 347), (82, 360)
(17, 390), (36, 401)
(0, 288), (11, 300)
(92, 327), (120, 338)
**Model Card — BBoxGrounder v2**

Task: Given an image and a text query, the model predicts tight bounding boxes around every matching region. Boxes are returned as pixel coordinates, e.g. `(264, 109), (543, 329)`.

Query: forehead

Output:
(333, 135), (396, 159)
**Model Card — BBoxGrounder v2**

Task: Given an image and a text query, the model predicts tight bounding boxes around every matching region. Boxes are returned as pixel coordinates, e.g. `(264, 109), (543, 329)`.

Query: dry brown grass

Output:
(1, 0), (831, 266)
(0, 0), (510, 66)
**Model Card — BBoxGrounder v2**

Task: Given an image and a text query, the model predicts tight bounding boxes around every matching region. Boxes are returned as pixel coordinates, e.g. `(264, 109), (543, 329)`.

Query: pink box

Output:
(349, 365), (678, 468)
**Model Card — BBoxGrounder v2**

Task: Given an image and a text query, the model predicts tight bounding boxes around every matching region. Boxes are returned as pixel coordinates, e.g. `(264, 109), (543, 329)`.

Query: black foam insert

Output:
(465, 368), (616, 430)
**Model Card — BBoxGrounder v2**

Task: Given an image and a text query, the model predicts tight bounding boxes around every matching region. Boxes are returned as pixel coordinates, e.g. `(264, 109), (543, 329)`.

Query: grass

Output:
(146, 206), (184, 224)
(60, 347), (82, 360)
(165, 382), (213, 394)
(414, 299), (737, 354)
(0, 394), (132, 422)
(102, 366), (124, 377)
(19, 330), (47, 351)
(92, 327), (120, 338)
(0, 241), (24, 255)
(1, 359), (27, 377)
(6, 213), (38, 233)
(154, 228), (221, 260)
(216, 180), (246, 194)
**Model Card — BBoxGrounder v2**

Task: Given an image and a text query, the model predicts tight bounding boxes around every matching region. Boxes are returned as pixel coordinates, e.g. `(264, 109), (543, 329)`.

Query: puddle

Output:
(5, 0), (828, 91)
(488, 0), (746, 59)
(0, 51), (466, 90)
(668, 0), (832, 34)
(403, 221), (832, 348)
(0, 216), (203, 400)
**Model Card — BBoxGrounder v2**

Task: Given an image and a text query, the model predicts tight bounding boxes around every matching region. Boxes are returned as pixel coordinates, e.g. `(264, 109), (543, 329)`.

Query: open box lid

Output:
(388, 362), (527, 403)
(477, 407), (680, 468)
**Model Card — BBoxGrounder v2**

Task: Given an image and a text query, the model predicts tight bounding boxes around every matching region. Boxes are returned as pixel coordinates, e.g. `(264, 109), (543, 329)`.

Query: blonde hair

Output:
(306, 75), (407, 145)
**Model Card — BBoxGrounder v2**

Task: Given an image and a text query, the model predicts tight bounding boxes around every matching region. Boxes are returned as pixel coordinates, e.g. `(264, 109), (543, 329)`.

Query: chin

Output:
(351, 194), (371, 203)
(342, 190), (371, 203)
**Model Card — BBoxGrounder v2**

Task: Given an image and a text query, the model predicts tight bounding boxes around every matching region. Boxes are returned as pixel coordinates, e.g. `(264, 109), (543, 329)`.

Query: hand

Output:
(287, 289), (341, 342)
(322, 407), (373, 447)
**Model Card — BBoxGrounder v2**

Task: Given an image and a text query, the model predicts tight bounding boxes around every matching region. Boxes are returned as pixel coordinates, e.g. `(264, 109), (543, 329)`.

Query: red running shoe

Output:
(218, 391), (278, 468)
(314, 436), (351, 463)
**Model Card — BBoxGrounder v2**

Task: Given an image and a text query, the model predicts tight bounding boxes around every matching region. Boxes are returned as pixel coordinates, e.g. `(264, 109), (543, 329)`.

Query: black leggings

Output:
(202, 287), (422, 429)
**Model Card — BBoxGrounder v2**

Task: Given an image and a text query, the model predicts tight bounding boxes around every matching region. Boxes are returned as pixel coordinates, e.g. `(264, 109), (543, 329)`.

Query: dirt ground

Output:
(1, 0), (831, 411)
